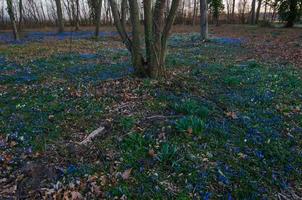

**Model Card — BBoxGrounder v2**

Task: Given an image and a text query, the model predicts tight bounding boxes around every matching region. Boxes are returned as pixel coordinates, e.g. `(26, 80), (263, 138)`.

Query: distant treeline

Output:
(1, 0), (298, 30)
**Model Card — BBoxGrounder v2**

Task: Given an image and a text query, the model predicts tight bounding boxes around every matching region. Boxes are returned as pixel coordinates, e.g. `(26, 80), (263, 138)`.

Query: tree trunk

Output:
(128, 0), (146, 76)
(144, 0), (153, 68)
(200, 0), (208, 40)
(121, 0), (128, 28)
(192, 0), (197, 25)
(263, 0), (267, 20)
(55, 0), (64, 33)
(255, 0), (262, 23)
(250, 0), (256, 24)
(150, 0), (167, 77)
(181, 0), (185, 24)
(6, 0), (19, 40)
(95, 0), (103, 37)
(18, 0), (23, 31)
(232, 0), (236, 22)
(75, 0), (80, 30)
(109, 0), (180, 78)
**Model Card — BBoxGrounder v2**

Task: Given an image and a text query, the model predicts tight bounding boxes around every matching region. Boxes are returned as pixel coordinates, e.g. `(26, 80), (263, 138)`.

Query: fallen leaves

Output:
(226, 111), (238, 119)
(121, 168), (132, 180)
(63, 191), (83, 200)
(148, 149), (156, 158)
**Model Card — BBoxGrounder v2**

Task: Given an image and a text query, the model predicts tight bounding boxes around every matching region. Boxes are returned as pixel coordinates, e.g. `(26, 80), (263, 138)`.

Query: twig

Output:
(79, 126), (105, 145)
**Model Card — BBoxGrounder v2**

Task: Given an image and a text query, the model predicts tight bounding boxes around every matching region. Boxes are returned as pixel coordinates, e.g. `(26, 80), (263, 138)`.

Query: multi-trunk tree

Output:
(109, 0), (181, 78)
(6, 0), (19, 40)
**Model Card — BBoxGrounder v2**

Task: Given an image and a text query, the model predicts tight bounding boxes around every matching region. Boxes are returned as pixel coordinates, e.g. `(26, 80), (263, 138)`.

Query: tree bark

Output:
(144, 0), (153, 67)
(55, 0), (64, 33)
(232, 0), (236, 22)
(128, 0), (146, 76)
(255, 0), (262, 24)
(181, 0), (185, 24)
(95, 0), (103, 37)
(263, 0), (267, 20)
(200, 0), (208, 40)
(18, 0), (23, 31)
(109, 0), (180, 78)
(250, 0), (256, 24)
(6, 0), (19, 40)
(108, 0), (132, 50)
(121, 0), (128, 29)
(75, 0), (80, 30)
(192, 0), (197, 25)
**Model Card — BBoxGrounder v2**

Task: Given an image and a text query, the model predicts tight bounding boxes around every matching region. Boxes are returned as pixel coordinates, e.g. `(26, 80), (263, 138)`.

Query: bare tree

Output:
(255, 0), (262, 23)
(6, 0), (19, 40)
(263, 0), (268, 20)
(238, 0), (248, 23)
(19, 0), (23, 30)
(181, 0), (185, 24)
(232, 0), (236, 22)
(200, 0), (208, 40)
(109, 0), (181, 78)
(226, 0), (232, 22)
(250, 0), (256, 24)
(73, 0), (80, 30)
(192, 0), (197, 25)
(55, 0), (64, 32)
(96, 0), (103, 36)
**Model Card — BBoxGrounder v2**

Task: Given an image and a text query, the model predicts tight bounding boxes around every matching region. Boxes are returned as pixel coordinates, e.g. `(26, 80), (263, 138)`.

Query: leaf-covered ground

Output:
(0, 26), (302, 199)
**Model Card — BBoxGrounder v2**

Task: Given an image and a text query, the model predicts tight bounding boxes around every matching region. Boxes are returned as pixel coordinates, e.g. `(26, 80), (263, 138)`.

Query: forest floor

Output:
(0, 25), (302, 199)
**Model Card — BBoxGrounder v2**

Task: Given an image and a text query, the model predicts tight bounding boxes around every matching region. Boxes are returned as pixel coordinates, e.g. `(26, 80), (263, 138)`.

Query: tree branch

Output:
(108, 0), (132, 51)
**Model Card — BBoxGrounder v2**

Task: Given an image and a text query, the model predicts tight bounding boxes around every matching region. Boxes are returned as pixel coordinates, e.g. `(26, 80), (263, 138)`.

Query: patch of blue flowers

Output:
(0, 31), (119, 44)
(211, 37), (243, 46)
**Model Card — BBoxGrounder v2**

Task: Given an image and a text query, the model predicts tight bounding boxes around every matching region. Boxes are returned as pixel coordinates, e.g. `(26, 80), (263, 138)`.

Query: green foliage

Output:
(277, 0), (302, 26)
(158, 143), (178, 165)
(208, 0), (224, 20)
(175, 116), (205, 136)
(173, 99), (209, 119)
(118, 116), (136, 132)
(223, 76), (241, 86)
(121, 133), (149, 167)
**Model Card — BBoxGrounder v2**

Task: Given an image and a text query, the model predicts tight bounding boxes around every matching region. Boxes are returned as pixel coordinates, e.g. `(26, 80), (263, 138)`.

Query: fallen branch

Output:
(79, 126), (105, 145)
(146, 115), (181, 120)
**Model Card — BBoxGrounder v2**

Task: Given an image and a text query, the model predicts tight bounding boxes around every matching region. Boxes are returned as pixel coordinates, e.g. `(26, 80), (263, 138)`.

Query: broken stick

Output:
(79, 126), (105, 145)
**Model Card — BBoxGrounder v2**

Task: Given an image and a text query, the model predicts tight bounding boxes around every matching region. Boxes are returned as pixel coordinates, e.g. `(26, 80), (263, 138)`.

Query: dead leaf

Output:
(148, 149), (156, 157)
(226, 111), (238, 119)
(158, 132), (166, 140)
(121, 168), (132, 180)
(10, 141), (17, 147)
(99, 175), (107, 186)
(0, 185), (16, 194)
(91, 182), (102, 196)
(71, 191), (83, 200)
(187, 128), (193, 135)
